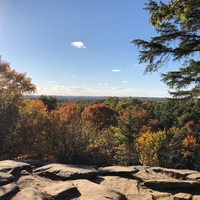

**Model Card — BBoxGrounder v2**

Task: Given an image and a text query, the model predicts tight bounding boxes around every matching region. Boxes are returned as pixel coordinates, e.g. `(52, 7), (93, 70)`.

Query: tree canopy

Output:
(0, 58), (36, 158)
(132, 0), (200, 99)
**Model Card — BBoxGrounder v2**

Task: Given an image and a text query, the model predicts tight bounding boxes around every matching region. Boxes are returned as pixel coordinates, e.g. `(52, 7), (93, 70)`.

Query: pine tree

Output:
(132, 0), (200, 99)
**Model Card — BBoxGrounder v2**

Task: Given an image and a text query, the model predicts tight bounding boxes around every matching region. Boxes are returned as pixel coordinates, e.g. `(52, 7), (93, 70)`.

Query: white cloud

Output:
(98, 82), (109, 86)
(47, 80), (56, 84)
(81, 84), (92, 88)
(36, 82), (169, 98)
(71, 41), (86, 48)
(112, 69), (121, 73)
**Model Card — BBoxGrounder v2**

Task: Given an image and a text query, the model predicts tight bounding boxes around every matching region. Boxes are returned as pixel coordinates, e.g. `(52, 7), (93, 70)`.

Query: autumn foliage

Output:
(82, 103), (118, 130)
(0, 60), (200, 170)
(0, 59), (36, 158)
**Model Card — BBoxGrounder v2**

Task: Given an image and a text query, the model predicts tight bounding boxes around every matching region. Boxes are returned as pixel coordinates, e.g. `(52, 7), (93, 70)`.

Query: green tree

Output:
(132, 0), (200, 99)
(103, 96), (119, 109)
(117, 108), (139, 165)
(82, 126), (119, 166)
(76, 99), (90, 112)
(39, 95), (58, 111)
(0, 59), (36, 158)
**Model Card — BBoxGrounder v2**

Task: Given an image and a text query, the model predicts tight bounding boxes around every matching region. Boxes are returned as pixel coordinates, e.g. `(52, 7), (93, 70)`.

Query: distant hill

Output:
(24, 95), (167, 102)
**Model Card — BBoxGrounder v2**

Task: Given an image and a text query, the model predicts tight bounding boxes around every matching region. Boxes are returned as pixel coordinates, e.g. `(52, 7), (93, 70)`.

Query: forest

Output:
(0, 59), (200, 170)
(1, 0), (200, 171)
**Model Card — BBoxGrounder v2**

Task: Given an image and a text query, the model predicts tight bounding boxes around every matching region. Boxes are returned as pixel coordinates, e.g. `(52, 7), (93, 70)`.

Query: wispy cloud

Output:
(47, 80), (56, 84)
(71, 41), (86, 48)
(112, 69), (121, 73)
(36, 83), (169, 97)
(98, 82), (109, 86)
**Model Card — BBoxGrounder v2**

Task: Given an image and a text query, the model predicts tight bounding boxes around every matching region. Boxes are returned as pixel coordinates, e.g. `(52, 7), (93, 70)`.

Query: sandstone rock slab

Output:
(73, 179), (127, 200)
(151, 190), (173, 200)
(12, 187), (44, 200)
(98, 166), (139, 177)
(43, 181), (80, 199)
(0, 183), (19, 200)
(152, 167), (197, 179)
(0, 160), (31, 175)
(17, 159), (48, 168)
(187, 173), (200, 180)
(96, 175), (153, 200)
(17, 175), (54, 190)
(133, 167), (170, 181)
(144, 179), (200, 190)
(193, 195), (200, 200)
(0, 160), (200, 200)
(0, 172), (14, 186)
(173, 192), (192, 200)
(34, 163), (98, 180)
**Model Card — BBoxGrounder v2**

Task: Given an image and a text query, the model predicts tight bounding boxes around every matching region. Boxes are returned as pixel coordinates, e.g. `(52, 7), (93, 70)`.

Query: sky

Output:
(0, 0), (172, 97)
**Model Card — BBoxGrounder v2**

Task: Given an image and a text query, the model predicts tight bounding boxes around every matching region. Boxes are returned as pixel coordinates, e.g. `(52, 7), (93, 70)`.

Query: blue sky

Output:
(0, 0), (171, 97)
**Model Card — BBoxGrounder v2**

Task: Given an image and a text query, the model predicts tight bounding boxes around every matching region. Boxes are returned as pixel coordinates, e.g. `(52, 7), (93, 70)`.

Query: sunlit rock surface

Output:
(0, 160), (199, 200)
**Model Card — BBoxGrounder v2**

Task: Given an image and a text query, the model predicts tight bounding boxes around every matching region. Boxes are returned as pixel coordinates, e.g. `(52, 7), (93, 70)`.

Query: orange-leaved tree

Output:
(82, 103), (118, 130)
(49, 102), (83, 163)
(81, 103), (118, 165)
(162, 122), (200, 170)
(0, 58), (36, 159)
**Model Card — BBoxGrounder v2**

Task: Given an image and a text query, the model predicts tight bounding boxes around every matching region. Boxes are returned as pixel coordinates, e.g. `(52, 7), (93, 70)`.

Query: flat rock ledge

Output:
(0, 160), (200, 200)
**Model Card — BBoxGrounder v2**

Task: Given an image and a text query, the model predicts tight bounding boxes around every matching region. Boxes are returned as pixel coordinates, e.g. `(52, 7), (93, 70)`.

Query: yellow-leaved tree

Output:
(14, 99), (49, 159)
(136, 130), (166, 166)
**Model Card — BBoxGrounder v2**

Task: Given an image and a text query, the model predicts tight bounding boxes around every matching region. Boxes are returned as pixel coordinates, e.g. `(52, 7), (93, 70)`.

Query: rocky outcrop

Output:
(0, 160), (199, 200)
